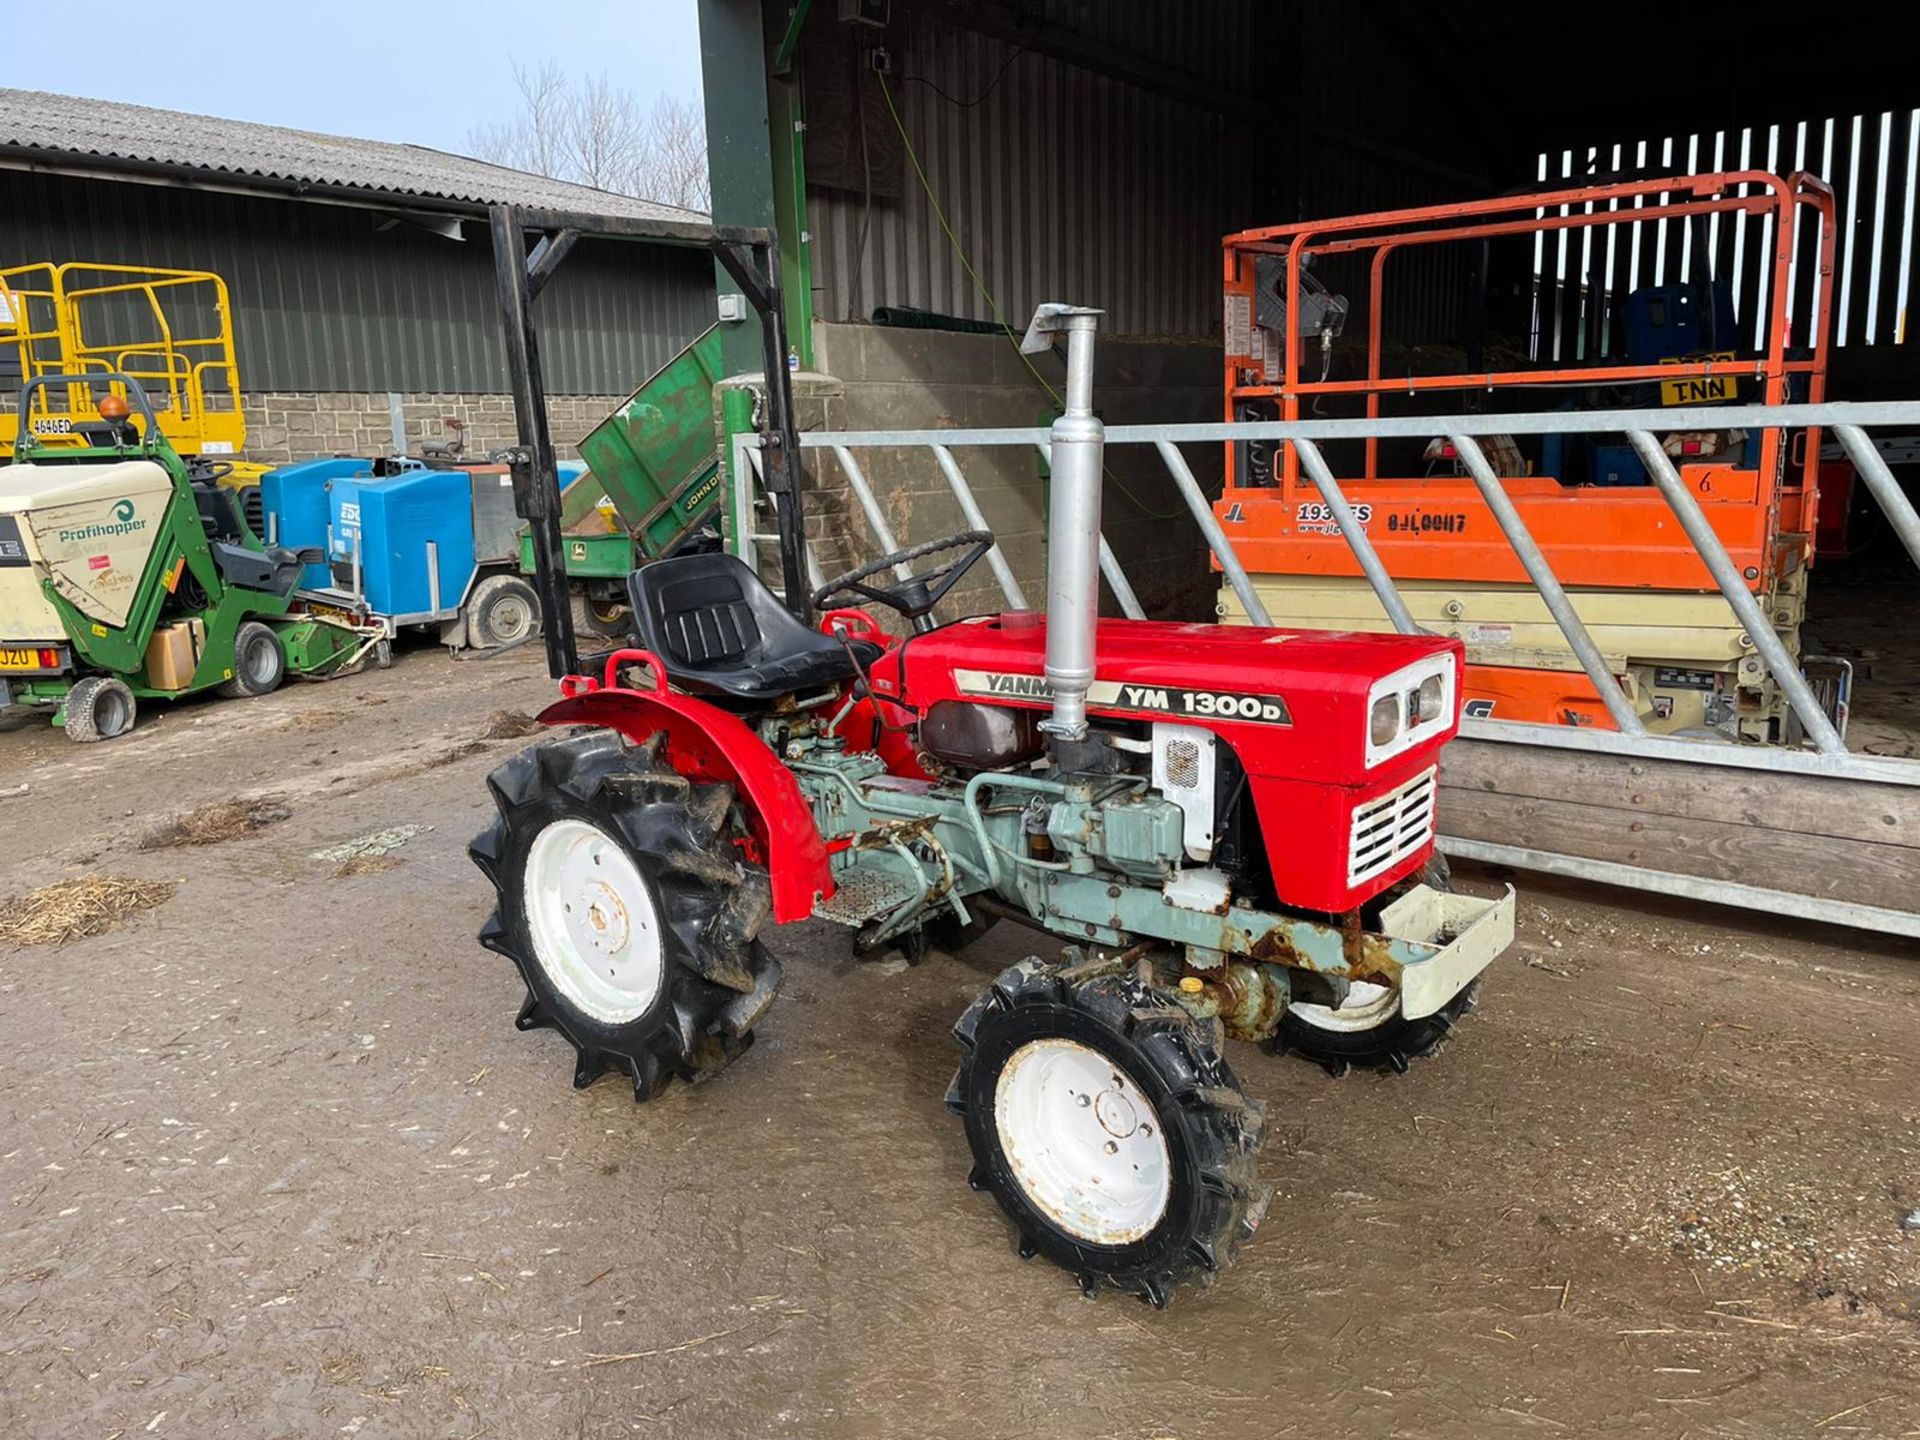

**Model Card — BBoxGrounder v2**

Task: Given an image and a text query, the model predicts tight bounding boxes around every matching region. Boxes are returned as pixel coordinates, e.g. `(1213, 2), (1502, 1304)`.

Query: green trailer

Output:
(517, 326), (730, 635)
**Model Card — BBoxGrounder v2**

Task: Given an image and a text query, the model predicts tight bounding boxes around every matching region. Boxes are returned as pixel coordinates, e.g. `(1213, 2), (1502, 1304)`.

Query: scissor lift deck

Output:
(1214, 172), (1841, 742)
(0, 263), (244, 459)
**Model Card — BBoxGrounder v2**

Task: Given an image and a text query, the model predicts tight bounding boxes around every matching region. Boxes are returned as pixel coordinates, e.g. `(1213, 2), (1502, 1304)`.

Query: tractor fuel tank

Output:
(918, 698), (1044, 770)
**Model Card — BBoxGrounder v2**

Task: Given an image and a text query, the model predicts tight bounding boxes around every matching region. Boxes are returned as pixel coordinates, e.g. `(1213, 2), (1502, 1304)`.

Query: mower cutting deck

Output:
(471, 303), (1514, 1306)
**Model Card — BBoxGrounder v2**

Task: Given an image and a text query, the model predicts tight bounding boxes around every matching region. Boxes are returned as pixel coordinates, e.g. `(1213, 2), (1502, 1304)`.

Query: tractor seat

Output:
(208, 541), (324, 597)
(628, 553), (881, 702)
(193, 481), (248, 541)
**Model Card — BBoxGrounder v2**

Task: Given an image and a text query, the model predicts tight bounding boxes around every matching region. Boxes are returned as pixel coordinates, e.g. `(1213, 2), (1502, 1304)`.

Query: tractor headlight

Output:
(1417, 673), (1445, 723)
(1369, 693), (1401, 746)
(1365, 653), (1457, 767)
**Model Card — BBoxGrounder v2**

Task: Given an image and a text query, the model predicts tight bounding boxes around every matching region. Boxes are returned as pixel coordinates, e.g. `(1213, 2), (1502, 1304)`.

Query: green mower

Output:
(0, 374), (373, 741)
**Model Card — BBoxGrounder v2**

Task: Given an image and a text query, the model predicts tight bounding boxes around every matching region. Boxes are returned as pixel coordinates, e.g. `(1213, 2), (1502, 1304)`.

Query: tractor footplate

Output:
(815, 862), (924, 927)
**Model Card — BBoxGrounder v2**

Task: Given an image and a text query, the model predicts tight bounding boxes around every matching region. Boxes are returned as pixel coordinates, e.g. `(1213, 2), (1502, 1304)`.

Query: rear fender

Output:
(536, 658), (830, 923)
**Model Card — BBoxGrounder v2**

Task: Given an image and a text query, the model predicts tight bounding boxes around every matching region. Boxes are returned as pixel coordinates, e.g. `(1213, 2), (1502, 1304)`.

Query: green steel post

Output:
(771, 0), (813, 73)
(698, 0), (812, 374)
(720, 385), (759, 561)
(767, 73), (814, 370)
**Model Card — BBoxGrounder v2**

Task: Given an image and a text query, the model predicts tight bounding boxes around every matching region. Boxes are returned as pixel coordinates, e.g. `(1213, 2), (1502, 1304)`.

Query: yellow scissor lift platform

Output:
(1, 262), (253, 472)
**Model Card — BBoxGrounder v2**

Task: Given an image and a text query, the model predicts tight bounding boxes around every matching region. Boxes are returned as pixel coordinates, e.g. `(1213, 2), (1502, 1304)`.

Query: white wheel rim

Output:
(489, 595), (533, 643)
(1288, 981), (1401, 1033)
(243, 634), (278, 685)
(99, 687), (131, 734)
(993, 1038), (1172, 1246)
(523, 819), (664, 1024)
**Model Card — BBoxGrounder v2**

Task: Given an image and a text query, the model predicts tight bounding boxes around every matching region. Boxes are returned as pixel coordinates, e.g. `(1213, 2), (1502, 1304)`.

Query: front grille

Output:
(1347, 765), (1437, 887)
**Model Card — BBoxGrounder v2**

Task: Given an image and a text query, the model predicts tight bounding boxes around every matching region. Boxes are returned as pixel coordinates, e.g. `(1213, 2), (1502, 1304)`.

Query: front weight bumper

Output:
(1375, 884), (1517, 1019)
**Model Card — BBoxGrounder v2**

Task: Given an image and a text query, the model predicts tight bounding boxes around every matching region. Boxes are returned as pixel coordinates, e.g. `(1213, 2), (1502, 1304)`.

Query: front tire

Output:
(947, 960), (1268, 1307)
(1273, 856), (1477, 1077)
(1274, 979), (1480, 1078)
(470, 731), (780, 1101)
(64, 675), (137, 742)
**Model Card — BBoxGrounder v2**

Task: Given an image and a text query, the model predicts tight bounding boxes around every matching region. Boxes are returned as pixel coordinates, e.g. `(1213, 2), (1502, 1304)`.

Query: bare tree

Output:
(466, 64), (710, 212)
(467, 61), (571, 181)
(630, 96), (711, 212)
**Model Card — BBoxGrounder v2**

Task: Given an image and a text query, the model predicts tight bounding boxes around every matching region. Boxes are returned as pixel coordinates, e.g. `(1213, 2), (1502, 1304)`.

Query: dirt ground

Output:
(2, 644), (1918, 1440)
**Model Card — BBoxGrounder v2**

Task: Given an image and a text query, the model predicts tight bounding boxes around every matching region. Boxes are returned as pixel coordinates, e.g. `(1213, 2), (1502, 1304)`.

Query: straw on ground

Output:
(0, 876), (176, 946)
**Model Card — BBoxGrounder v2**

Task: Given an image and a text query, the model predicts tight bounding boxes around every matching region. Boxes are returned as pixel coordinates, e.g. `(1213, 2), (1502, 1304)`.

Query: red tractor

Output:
(472, 305), (1514, 1306)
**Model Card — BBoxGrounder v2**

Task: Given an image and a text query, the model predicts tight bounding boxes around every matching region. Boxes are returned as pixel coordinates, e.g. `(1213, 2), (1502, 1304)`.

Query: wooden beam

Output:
(1440, 740), (1920, 851)
(1437, 739), (1920, 913)
(1439, 788), (1915, 912)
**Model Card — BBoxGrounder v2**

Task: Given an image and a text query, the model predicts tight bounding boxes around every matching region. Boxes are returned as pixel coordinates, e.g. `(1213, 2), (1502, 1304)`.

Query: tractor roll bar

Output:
(12, 371), (162, 451)
(488, 207), (810, 681)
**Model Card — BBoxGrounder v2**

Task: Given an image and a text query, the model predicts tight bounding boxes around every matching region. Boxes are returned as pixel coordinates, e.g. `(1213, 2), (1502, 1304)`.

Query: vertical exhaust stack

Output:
(1021, 304), (1106, 741)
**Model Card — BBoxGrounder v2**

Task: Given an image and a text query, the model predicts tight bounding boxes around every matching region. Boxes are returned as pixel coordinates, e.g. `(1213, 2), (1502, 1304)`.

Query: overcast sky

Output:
(0, 0), (703, 155)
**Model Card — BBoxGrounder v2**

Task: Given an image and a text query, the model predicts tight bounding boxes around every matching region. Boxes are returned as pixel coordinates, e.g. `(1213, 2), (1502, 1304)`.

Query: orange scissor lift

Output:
(1213, 171), (1839, 742)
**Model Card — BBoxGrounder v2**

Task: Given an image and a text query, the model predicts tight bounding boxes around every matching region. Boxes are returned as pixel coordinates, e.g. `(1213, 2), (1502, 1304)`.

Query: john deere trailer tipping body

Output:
(513, 326), (729, 595)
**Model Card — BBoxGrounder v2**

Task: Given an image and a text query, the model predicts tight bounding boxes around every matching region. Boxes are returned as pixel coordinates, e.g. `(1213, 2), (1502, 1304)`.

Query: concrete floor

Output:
(2, 645), (1918, 1438)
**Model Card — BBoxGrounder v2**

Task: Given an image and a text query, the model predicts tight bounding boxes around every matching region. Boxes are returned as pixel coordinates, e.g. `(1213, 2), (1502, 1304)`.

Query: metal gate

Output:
(729, 391), (1920, 939)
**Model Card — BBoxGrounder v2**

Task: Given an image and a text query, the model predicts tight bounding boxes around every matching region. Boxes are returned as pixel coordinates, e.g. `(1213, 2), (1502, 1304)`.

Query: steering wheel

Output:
(811, 529), (995, 625)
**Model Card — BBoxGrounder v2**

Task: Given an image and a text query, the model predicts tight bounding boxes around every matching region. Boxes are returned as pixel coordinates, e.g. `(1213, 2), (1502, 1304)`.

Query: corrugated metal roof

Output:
(1, 169), (713, 394)
(0, 87), (704, 224)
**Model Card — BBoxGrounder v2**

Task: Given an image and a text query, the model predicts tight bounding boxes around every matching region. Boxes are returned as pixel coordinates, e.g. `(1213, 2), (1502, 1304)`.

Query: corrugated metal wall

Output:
(1534, 113), (1920, 361)
(801, 2), (1499, 342)
(0, 170), (713, 394)
(805, 5), (1263, 337)
(1292, 4), (1495, 350)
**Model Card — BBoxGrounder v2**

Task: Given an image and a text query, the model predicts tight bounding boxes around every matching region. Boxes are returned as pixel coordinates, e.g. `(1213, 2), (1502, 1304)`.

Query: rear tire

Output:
(469, 574), (541, 650)
(218, 621), (285, 698)
(470, 731), (780, 1102)
(947, 960), (1269, 1307)
(64, 675), (137, 742)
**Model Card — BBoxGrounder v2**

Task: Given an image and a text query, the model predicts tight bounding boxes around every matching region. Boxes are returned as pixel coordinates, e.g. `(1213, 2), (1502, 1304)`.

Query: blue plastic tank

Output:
(328, 467), (479, 620)
(262, 458), (371, 590)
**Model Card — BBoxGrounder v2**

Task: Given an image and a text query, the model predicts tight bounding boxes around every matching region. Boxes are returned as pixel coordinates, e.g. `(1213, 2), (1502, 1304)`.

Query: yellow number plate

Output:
(1661, 351), (1737, 406)
(0, 647), (43, 671)
(1661, 374), (1737, 405)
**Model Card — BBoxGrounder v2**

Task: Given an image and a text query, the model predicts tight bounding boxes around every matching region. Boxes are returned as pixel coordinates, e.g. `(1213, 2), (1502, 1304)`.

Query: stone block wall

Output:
(238, 392), (624, 467)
